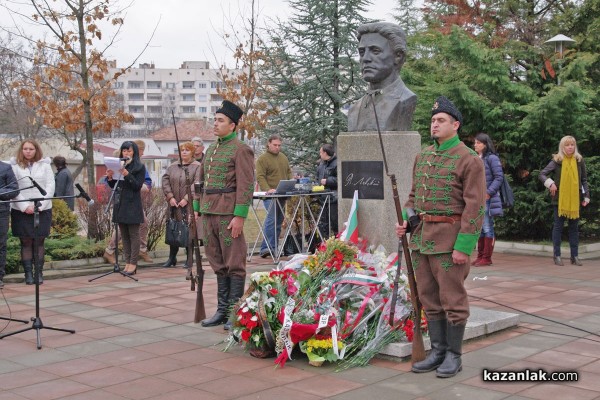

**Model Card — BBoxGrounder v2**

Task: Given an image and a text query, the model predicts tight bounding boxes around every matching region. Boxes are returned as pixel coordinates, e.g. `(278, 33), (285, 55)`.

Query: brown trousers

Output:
(412, 251), (470, 325)
(202, 214), (246, 279)
(118, 223), (140, 265)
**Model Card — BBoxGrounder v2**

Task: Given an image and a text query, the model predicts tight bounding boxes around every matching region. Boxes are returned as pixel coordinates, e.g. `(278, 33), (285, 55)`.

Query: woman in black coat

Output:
(107, 141), (146, 275)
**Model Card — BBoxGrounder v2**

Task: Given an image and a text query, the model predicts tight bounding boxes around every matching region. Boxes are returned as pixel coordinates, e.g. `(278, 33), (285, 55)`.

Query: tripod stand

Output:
(0, 197), (75, 349)
(89, 177), (138, 282)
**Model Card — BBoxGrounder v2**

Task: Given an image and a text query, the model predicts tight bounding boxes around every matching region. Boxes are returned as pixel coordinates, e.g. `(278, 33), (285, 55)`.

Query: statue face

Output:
(358, 33), (397, 83)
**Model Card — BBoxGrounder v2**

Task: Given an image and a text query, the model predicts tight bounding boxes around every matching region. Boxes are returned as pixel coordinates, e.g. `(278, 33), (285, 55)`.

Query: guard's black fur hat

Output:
(431, 96), (463, 129)
(216, 100), (244, 125)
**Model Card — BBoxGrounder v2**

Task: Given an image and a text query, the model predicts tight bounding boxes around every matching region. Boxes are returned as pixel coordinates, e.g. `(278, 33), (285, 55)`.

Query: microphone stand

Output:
(89, 177), (138, 282)
(0, 193), (77, 349)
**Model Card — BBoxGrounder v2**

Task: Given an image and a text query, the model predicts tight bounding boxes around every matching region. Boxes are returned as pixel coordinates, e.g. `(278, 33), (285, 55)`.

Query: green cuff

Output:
(402, 209), (407, 222)
(193, 200), (199, 212)
(233, 204), (249, 218)
(454, 233), (479, 256)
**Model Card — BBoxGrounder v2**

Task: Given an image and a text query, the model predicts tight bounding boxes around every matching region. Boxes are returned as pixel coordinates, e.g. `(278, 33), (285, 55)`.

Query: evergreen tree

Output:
(260, 0), (372, 169)
(398, 0), (599, 239)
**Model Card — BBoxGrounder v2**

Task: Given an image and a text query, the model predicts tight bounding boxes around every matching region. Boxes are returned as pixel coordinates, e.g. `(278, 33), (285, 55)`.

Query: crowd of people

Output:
(0, 96), (591, 384)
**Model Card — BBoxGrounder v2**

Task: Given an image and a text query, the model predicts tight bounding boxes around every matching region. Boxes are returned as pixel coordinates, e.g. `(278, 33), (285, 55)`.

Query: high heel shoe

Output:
(553, 256), (564, 266)
(125, 265), (137, 275)
(571, 256), (583, 266)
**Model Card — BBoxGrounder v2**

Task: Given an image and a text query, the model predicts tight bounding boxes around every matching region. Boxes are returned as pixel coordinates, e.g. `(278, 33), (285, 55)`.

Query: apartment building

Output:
(108, 61), (241, 137)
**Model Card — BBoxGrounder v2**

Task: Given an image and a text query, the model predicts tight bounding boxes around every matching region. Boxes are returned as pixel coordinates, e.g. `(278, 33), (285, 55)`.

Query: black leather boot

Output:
(23, 260), (34, 285)
(436, 322), (466, 378)
(412, 319), (447, 373)
(161, 246), (178, 268)
(224, 276), (245, 331)
(201, 276), (230, 327)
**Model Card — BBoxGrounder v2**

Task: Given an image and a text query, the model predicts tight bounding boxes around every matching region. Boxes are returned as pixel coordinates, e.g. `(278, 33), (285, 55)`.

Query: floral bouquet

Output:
(226, 237), (426, 369)
(226, 270), (296, 358)
(299, 337), (345, 366)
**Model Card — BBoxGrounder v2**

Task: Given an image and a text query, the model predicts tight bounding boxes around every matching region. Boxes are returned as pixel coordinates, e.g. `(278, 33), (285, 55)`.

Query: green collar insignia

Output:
(434, 135), (460, 151)
(218, 132), (237, 143)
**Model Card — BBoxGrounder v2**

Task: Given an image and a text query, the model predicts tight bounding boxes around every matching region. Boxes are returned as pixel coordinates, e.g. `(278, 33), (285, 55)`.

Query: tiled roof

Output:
(150, 119), (215, 142)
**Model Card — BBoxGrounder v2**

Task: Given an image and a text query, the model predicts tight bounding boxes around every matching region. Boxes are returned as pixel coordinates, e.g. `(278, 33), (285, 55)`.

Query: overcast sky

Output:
(79, 0), (399, 69)
(99, 0), (400, 69)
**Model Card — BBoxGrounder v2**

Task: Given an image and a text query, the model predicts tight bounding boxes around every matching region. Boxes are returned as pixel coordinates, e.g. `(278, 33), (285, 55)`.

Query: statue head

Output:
(357, 22), (407, 87)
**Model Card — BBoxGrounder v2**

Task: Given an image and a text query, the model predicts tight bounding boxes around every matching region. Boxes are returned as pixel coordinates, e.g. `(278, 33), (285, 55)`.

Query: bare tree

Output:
(1, 0), (146, 239)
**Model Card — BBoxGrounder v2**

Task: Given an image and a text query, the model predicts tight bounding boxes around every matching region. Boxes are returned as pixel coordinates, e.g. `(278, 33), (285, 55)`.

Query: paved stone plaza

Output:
(1, 252), (599, 400)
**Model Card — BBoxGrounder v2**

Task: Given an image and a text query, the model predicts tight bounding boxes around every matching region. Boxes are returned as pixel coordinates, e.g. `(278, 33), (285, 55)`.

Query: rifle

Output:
(369, 94), (425, 364)
(171, 110), (206, 322)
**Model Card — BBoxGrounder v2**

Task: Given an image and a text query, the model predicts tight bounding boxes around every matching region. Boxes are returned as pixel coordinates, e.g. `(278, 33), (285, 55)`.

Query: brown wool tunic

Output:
(404, 135), (486, 324)
(198, 132), (255, 278)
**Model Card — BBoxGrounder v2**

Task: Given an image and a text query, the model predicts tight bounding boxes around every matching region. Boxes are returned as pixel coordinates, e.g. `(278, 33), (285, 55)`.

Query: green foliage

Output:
(399, 1), (600, 240)
(50, 199), (79, 238)
(5, 235), (105, 275)
(260, 0), (372, 170)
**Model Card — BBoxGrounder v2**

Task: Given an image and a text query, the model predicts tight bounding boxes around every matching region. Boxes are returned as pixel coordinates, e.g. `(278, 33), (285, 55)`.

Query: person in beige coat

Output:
(161, 142), (202, 267)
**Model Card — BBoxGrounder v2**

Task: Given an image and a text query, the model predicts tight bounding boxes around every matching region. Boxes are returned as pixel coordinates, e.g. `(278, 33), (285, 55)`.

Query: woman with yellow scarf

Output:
(540, 136), (590, 266)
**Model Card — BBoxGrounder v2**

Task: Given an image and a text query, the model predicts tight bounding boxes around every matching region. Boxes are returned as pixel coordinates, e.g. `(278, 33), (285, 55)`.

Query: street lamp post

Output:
(545, 34), (576, 85)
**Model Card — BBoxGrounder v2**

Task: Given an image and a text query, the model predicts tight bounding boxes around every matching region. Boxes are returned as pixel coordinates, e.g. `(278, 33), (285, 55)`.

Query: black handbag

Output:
(165, 207), (189, 248)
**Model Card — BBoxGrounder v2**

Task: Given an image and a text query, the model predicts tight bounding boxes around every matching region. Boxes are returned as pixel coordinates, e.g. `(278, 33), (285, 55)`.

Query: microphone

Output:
(28, 176), (47, 196)
(120, 157), (130, 162)
(75, 183), (95, 206)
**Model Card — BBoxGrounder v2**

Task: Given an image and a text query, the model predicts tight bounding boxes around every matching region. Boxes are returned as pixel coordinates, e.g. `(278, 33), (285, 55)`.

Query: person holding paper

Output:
(106, 141), (146, 275)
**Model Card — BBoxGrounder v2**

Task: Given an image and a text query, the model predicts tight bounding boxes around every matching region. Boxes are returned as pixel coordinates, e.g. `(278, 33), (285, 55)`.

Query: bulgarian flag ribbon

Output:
(340, 190), (359, 244)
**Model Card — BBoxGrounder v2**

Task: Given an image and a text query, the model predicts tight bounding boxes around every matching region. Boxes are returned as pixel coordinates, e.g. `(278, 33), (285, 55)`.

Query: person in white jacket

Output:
(11, 140), (55, 285)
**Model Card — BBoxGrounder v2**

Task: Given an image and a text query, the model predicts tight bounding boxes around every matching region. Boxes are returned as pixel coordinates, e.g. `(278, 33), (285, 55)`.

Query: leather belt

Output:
(419, 214), (461, 224)
(204, 187), (236, 195)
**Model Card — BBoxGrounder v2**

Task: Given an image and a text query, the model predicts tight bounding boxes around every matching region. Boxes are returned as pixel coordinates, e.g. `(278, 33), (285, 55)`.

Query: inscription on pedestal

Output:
(341, 161), (384, 199)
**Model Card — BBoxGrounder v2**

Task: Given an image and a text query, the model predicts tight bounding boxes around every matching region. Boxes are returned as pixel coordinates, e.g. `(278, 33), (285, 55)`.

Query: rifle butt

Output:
(411, 324), (426, 363)
(194, 296), (206, 323)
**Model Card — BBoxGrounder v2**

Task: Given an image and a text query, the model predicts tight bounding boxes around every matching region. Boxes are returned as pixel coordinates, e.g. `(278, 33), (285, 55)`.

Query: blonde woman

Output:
(11, 140), (55, 284)
(539, 136), (590, 266)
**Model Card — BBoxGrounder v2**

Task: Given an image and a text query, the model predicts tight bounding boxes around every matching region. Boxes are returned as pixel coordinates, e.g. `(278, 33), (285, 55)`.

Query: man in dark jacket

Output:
(53, 156), (74, 211)
(0, 161), (19, 287)
(316, 143), (338, 237)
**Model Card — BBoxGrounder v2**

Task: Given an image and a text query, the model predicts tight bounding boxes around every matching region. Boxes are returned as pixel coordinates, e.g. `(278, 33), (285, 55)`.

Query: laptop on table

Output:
(274, 179), (297, 194)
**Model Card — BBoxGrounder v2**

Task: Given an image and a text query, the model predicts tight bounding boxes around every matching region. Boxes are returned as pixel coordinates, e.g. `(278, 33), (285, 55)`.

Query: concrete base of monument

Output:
(379, 306), (520, 359)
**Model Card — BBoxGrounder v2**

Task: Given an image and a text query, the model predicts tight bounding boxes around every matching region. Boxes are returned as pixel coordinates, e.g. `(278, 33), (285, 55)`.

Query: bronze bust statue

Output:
(347, 22), (417, 132)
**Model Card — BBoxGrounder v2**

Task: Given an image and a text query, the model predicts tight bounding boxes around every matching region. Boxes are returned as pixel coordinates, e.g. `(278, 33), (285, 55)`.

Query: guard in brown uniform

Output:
(396, 96), (486, 378)
(197, 101), (255, 330)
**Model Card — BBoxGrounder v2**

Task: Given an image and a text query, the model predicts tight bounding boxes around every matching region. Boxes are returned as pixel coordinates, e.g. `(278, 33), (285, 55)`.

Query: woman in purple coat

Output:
(473, 133), (504, 266)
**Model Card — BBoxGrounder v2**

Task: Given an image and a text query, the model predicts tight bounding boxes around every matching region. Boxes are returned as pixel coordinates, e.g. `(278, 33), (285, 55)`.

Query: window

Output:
(129, 105), (144, 113)
(147, 118), (162, 125)
(211, 81), (222, 89)
(128, 81), (143, 89)
(114, 81), (124, 89)
(211, 106), (219, 113)
(210, 94), (223, 102)
(166, 82), (176, 89)
(147, 93), (162, 101)
(128, 93), (144, 101)
(133, 117), (145, 125)
(181, 94), (195, 101)
(146, 81), (161, 89)
(199, 107), (207, 113)
(199, 82), (207, 89)
(182, 81), (194, 89)
(181, 106), (195, 113)
(198, 94), (207, 101)
(169, 95), (176, 101)
(147, 106), (162, 114)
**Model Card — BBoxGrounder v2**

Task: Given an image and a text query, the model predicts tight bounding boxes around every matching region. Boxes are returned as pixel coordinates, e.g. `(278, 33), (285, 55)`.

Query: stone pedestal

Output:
(337, 131), (421, 253)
